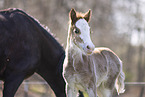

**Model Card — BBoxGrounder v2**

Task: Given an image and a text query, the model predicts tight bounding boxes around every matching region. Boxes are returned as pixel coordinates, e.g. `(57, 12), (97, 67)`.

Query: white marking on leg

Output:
(87, 88), (97, 97)
(66, 83), (78, 97)
(98, 87), (112, 97)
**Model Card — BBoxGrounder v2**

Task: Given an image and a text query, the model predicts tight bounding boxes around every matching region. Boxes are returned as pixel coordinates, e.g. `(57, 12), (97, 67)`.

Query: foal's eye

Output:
(74, 28), (80, 34)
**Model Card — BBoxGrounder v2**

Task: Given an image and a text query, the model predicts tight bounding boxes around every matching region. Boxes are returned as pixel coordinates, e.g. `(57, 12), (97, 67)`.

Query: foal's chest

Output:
(68, 70), (94, 91)
(64, 56), (94, 87)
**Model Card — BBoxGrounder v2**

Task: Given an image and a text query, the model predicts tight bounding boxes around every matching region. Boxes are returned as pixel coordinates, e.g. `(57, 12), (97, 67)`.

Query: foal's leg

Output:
(66, 83), (78, 97)
(87, 88), (97, 97)
(86, 85), (97, 97)
(3, 73), (25, 97)
(97, 83), (113, 97)
(98, 73), (118, 97)
(97, 87), (112, 97)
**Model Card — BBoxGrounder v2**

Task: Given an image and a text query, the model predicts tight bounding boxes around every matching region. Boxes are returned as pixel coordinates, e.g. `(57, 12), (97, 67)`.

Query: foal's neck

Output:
(65, 23), (91, 72)
(66, 39), (91, 72)
(66, 38), (83, 56)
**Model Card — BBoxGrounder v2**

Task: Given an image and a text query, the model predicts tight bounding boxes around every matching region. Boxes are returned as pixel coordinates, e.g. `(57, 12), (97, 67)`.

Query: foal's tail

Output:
(115, 61), (125, 95)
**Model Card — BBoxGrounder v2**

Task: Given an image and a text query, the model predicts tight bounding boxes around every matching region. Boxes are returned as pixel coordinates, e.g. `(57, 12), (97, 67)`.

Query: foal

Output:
(63, 9), (125, 97)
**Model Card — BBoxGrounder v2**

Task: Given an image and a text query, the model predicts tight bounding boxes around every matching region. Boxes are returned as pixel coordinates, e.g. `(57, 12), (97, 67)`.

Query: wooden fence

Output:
(0, 81), (145, 97)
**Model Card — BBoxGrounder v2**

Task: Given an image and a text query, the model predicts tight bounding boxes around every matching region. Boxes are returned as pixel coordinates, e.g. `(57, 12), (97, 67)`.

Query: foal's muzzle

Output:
(85, 44), (95, 55)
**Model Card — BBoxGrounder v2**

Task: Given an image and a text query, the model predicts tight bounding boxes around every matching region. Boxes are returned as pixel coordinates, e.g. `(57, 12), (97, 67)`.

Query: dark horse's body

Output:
(0, 8), (66, 97)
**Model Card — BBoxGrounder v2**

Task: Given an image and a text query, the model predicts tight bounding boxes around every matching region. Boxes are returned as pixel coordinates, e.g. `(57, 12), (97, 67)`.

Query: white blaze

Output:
(75, 19), (95, 54)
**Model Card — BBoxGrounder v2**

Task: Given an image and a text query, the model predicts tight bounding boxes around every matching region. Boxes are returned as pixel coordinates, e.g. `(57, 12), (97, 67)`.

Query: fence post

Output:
(139, 86), (144, 97)
(24, 80), (28, 97)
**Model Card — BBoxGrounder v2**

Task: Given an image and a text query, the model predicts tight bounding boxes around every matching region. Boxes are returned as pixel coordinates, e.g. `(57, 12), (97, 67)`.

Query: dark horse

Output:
(0, 8), (66, 97)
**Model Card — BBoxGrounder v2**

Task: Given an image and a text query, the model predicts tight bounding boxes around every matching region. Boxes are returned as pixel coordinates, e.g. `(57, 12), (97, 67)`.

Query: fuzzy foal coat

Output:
(63, 9), (125, 97)
(63, 42), (125, 97)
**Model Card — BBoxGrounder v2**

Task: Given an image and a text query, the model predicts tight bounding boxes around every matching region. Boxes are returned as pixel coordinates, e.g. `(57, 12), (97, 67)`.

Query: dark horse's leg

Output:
(37, 66), (66, 97)
(3, 72), (25, 97)
(37, 53), (66, 97)
(79, 90), (84, 97)
(37, 71), (66, 97)
(37, 66), (84, 97)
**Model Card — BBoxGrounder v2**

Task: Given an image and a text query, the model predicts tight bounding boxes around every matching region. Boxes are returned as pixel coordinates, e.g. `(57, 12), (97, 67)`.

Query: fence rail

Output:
(125, 82), (145, 85)
(0, 81), (145, 97)
(1, 81), (145, 85)
(1, 81), (144, 91)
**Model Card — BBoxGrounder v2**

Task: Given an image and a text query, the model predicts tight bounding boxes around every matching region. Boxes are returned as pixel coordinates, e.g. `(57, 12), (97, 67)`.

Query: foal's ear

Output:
(84, 9), (92, 22)
(69, 8), (77, 24)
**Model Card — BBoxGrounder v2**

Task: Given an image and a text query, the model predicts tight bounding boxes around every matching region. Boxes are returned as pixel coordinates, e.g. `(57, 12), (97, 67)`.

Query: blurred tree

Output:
(3, 0), (13, 9)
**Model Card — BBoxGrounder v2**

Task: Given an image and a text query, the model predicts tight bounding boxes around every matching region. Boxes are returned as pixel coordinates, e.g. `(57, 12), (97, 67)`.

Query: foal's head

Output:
(68, 8), (95, 54)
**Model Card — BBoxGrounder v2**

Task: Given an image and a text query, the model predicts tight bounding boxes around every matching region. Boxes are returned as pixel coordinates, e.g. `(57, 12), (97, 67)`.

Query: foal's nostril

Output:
(87, 45), (90, 50)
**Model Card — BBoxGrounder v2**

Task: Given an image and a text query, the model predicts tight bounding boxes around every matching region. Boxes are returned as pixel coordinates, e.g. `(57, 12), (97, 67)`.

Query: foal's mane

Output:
(75, 12), (86, 19)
